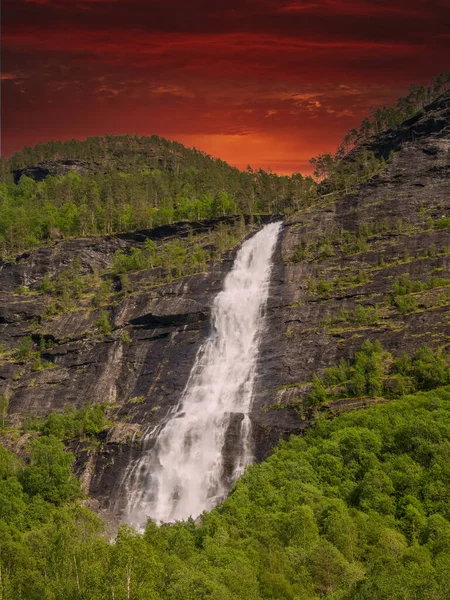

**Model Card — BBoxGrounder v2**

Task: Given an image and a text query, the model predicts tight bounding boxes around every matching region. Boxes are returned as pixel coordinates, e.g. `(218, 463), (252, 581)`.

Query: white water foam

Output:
(120, 221), (282, 526)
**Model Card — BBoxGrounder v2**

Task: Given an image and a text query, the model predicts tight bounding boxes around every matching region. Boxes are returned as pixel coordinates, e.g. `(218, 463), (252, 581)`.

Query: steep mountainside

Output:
(253, 90), (450, 451)
(0, 92), (449, 517)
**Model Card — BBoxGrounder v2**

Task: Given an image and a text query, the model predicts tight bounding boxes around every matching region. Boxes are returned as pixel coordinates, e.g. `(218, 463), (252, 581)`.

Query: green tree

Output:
(20, 436), (80, 504)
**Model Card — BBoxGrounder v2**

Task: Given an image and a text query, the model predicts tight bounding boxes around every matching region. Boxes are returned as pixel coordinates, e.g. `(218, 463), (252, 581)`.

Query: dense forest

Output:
(0, 136), (315, 256)
(1, 380), (450, 598)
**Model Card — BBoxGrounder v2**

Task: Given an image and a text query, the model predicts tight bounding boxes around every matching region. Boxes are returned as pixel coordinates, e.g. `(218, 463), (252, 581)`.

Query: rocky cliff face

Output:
(252, 91), (450, 456)
(12, 160), (91, 184)
(1, 93), (449, 515)
(0, 216), (272, 511)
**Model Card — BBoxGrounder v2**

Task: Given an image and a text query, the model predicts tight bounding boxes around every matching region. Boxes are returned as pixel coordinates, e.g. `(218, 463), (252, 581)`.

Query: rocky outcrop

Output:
(0, 237), (128, 292)
(13, 160), (92, 184)
(365, 92), (450, 160)
(0, 232), (236, 418)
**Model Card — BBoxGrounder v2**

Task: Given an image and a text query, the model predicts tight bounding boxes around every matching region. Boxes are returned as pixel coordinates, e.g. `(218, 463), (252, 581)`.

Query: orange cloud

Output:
(3, 0), (449, 172)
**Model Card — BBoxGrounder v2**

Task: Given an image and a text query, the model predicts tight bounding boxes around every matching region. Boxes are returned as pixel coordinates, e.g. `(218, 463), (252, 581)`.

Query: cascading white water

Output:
(121, 222), (282, 526)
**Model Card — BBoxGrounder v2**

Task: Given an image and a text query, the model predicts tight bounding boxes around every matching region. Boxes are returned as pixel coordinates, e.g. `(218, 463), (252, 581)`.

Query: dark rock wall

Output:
(251, 95), (450, 457)
(1, 247), (231, 418)
(0, 218), (261, 507)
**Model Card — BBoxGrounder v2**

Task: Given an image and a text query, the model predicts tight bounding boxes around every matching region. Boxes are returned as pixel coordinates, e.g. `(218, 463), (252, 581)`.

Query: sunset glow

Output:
(3, 0), (449, 173)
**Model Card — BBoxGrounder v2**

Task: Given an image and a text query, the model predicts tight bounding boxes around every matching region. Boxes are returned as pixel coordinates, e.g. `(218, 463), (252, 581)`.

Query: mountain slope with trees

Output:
(0, 73), (450, 599)
(0, 135), (315, 256)
(1, 386), (450, 598)
(254, 84), (450, 449)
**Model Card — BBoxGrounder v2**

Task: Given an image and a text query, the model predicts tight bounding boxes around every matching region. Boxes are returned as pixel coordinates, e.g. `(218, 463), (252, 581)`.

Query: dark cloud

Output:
(2, 0), (449, 172)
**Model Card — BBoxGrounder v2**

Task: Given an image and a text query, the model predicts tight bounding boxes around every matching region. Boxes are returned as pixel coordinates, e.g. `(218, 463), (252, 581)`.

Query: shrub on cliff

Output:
(306, 341), (450, 405)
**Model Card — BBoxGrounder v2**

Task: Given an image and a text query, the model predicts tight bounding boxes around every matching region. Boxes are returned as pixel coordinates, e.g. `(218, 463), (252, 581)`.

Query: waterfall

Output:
(120, 221), (282, 526)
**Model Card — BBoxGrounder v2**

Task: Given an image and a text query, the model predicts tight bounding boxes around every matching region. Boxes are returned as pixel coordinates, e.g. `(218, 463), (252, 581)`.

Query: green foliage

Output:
(310, 269), (369, 297)
(4, 387), (450, 597)
(341, 232), (369, 255)
(391, 294), (420, 314)
(112, 247), (147, 274)
(391, 272), (450, 296)
(434, 217), (450, 230)
(19, 436), (80, 504)
(307, 374), (331, 406)
(12, 336), (55, 371)
(112, 223), (249, 281)
(292, 239), (309, 262)
(315, 280), (333, 296)
(324, 304), (380, 327)
(311, 148), (386, 194)
(95, 310), (112, 335)
(39, 404), (108, 440)
(291, 222), (390, 263)
(306, 341), (450, 405)
(394, 346), (450, 391)
(128, 396), (145, 405)
(15, 285), (31, 295)
(121, 330), (132, 343)
(93, 278), (113, 307)
(39, 260), (95, 314)
(0, 135), (318, 256)
(389, 273), (450, 313)
(0, 394), (9, 428)
(39, 273), (54, 292)
(16, 335), (34, 360)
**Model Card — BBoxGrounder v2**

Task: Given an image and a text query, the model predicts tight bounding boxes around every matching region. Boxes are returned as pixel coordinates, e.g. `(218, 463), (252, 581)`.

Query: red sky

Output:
(2, 0), (449, 174)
